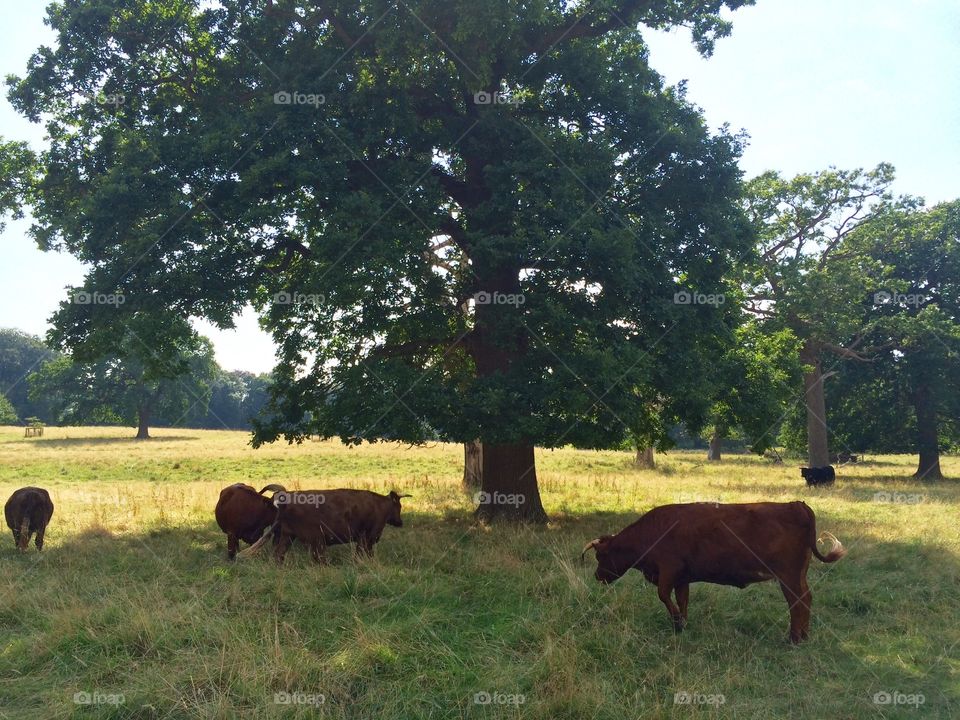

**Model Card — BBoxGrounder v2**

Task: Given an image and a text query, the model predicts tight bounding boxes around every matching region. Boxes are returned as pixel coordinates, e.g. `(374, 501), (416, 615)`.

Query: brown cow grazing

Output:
(214, 483), (286, 559)
(582, 501), (846, 643)
(5, 487), (54, 552)
(241, 489), (409, 564)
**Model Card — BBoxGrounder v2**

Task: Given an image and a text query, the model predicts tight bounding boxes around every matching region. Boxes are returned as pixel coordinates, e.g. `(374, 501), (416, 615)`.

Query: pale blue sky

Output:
(1, 0), (957, 373)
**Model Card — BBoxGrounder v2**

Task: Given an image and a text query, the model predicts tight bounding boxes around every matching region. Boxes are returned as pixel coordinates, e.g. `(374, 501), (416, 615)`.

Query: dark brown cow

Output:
(242, 489), (408, 563)
(582, 501), (846, 643)
(214, 483), (286, 559)
(5, 487), (54, 552)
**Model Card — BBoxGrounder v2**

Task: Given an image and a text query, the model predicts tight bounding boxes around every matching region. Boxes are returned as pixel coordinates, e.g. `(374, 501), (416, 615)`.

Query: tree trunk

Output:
(467, 254), (547, 523)
(474, 443), (548, 523)
(707, 430), (723, 462)
(136, 406), (151, 440)
(801, 341), (829, 467)
(635, 446), (655, 468)
(912, 382), (943, 480)
(463, 440), (482, 489)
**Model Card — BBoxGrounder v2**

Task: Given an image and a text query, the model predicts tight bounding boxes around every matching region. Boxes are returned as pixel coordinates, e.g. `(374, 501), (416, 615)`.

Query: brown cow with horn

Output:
(582, 501), (846, 643)
(240, 489), (409, 563)
(214, 483), (286, 559)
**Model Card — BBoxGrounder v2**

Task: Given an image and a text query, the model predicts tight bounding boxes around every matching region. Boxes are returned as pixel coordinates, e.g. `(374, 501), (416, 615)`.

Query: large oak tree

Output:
(11, 0), (752, 521)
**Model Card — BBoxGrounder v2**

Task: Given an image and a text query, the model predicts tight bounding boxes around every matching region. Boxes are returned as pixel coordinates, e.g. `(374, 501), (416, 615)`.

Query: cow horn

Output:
(580, 538), (602, 561)
(397, 493), (412, 499)
(237, 521), (277, 558)
(258, 483), (287, 495)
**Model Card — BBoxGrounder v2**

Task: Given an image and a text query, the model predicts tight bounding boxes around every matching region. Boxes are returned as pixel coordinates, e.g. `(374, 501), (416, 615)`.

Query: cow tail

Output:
(806, 504), (846, 563)
(17, 516), (30, 550)
(237, 521), (278, 558)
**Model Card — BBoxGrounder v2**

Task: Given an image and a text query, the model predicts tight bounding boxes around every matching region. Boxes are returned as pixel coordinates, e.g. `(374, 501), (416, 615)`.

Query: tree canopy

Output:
(11, 0), (755, 519)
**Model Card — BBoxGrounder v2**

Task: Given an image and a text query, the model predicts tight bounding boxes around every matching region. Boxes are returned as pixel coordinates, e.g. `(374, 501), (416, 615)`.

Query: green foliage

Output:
(0, 328), (58, 421)
(11, 0), (754, 453)
(0, 137), (35, 231)
(30, 318), (219, 431)
(0, 393), (18, 424)
(707, 323), (802, 454)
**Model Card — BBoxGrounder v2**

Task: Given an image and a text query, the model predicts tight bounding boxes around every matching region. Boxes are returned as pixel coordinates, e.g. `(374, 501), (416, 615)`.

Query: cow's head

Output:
(387, 491), (411, 527)
(582, 535), (630, 584)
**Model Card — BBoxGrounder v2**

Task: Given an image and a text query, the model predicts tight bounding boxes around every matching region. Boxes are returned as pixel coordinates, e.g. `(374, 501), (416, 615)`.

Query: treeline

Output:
(0, 328), (271, 433)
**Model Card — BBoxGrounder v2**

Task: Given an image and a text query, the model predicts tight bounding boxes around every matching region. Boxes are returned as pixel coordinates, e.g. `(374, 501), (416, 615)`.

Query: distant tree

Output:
(34, 315), (218, 438)
(13, 0), (754, 522)
(743, 165), (895, 467)
(851, 201), (960, 478)
(704, 324), (801, 461)
(0, 393), (18, 424)
(0, 329), (58, 421)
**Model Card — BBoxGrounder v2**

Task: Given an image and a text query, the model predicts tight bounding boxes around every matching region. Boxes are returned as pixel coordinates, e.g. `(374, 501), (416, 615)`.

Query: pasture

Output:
(0, 427), (957, 719)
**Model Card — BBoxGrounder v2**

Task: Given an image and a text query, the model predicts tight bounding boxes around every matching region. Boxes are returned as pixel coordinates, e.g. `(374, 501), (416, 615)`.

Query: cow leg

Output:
(356, 535), (375, 558)
(657, 575), (684, 631)
(274, 533), (293, 565)
(226, 533), (239, 560)
(779, 576), (812, 643)
(34, 527), (45, 552)
(309, 540), (328, 565)
(675, 583), (690, 621)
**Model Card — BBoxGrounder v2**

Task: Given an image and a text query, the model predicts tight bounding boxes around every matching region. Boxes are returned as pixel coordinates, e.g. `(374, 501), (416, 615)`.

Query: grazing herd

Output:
(4, 476), (847, 644)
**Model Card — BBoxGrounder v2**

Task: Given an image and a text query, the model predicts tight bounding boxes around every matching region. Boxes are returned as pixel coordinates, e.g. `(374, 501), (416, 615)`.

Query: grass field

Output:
(0, 426), (958, 719)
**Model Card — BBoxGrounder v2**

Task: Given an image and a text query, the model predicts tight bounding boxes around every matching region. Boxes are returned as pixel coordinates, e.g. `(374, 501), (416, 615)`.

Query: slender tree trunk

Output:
(136, 405), (151, 440)
(912, 382), (943, 480)
(474, 443), (547, 523)
(463, 440), (482, 489)
(707, 429), (723, 462)
(801, 341), (830, 467)
(635, 446), (655, 468)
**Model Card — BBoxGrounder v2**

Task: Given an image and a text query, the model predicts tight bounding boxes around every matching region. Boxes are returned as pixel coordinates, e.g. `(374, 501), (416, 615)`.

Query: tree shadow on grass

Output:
(22, 434), (200, 448)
